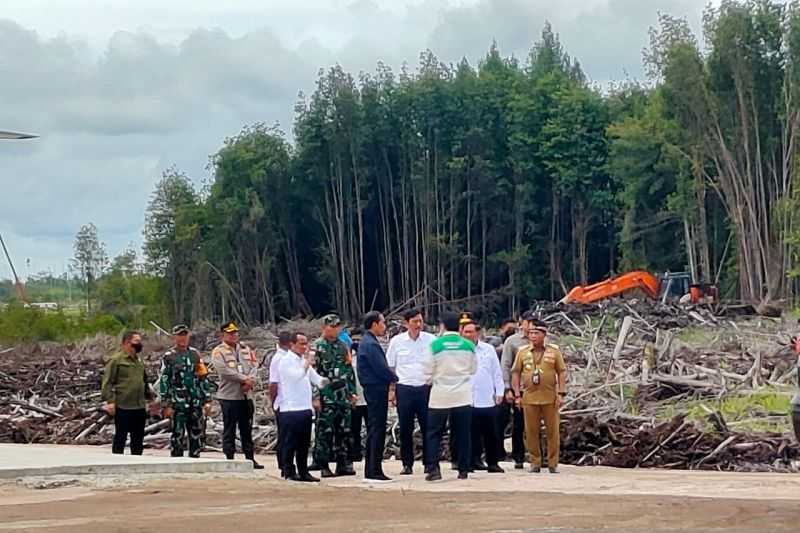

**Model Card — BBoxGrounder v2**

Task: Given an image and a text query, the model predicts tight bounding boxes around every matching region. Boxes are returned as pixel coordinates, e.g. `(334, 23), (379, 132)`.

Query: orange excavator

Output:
(560, 270), (717, 305)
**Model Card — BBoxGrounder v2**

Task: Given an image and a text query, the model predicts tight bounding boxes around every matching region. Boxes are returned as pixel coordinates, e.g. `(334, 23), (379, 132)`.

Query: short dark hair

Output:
(500, 318), (515, 327)
(121, 330), (140, 344)
(440, 311), (461, 332)
(290, 332), (307, 344)
(363, 311), (383, 331)
(521, 310), (535, 322)
(278, 331), (293, 346)
(402, 308), (422, 321)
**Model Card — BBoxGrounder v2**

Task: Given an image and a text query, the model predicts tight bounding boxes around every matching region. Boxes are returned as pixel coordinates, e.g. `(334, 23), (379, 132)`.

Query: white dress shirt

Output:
(278, 350), (323, 412)
(269, 347), (287, 411)
(386, 330), (436, 386)
(472, 341), (504, 408)
(351, 354), (367, 406)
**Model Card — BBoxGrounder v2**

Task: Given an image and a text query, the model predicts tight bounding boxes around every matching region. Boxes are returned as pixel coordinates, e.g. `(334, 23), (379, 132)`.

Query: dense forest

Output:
(21, 0), (800, 326)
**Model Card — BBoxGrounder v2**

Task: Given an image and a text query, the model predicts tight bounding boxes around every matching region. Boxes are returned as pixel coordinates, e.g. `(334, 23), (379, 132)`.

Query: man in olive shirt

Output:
(102, 330), (154, 455)
(512, 319), (567, 473)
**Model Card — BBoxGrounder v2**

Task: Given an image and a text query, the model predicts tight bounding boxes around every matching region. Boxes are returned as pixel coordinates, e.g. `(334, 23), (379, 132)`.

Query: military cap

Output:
(322, 314), (342, 327)
(171, 324), (190, 335)
(220, 321), (239, 333)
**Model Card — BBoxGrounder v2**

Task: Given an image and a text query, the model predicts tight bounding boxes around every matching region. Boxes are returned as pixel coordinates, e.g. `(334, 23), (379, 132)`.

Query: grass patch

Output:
(655, 389), (793, 433)
(675, 327), (717, 344)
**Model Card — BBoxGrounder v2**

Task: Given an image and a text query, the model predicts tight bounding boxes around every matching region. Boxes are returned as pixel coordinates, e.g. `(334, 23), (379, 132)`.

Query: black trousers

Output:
(280, 409), (313, 477)
(363, 384), (389, 478)
(112, 408), (146, 455)
(472, 406), (501, 466)
(220, 399), (254, 460)
(425, 405), (472, 474)
(349, 404), (368, 461)
(275, 410), (285, 469)
(396, 384), (431, 468)
(496, 402), (526, 463)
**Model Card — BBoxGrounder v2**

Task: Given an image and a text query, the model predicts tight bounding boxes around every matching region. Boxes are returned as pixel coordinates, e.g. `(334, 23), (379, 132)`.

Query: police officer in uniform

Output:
(511, 319), (567, 473)
(311, 314), (358, 478)
(159, 324), (211, 458)
(211, 321), (263, 469)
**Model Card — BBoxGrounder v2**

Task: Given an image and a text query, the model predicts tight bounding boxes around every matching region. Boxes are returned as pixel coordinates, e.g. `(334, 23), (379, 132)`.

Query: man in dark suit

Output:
(355, 311), (398, 482)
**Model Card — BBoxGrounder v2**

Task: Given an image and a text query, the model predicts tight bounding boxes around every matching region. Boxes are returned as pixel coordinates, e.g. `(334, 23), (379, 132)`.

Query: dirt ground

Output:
(1, 466), (799, 532)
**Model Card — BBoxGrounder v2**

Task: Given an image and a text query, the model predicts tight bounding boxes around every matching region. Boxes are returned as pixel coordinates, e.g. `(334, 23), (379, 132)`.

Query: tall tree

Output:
(71, 223), (108, 312)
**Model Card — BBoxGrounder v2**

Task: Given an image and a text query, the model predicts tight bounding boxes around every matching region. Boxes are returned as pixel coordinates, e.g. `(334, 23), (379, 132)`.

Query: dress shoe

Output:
(252, 460), (264, 470)
(335, 461), (356, 476)
(487, 465), (505, 473)
(472, 461), (488, 471)
(457, 471), (469, 480)
(514, 462), (524, 470)
(307, 461), (322, 471)
(297, 473), (320, 482)
(548, 467), (559, 474)
(530, 466), (541, 473)
(320, 466), (336, 478)
(425, 469), (442, 482)
(400, 466), (413, 475)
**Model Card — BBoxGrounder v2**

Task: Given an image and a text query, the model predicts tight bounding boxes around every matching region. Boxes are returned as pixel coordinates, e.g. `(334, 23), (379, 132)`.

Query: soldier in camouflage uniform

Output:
(159, 324), (211, 458)
(311, 314), (358, 478)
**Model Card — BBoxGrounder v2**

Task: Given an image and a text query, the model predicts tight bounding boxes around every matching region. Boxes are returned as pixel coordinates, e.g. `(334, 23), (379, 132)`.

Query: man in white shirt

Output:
(421, 311), (478, 481)
(386, 308), (437, 475)
(462, 321), (505, 473)
(278, 333), (329, 482)
(269, 331), (293, 471)
(349, 331), (368, 463)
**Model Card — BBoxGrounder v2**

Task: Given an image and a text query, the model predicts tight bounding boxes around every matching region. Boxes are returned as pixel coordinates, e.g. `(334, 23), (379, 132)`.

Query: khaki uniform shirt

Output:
(211, 342), (258, 401)
(512, 343), (566, 405)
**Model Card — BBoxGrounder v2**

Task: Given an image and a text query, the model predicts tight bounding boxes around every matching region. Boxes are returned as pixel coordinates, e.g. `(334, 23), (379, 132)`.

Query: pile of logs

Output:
(2, 305), (799, 472)
(561, 414), (799, 471)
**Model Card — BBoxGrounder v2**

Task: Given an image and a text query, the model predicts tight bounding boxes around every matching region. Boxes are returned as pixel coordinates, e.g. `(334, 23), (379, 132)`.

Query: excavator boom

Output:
(560, 270), (660, 305)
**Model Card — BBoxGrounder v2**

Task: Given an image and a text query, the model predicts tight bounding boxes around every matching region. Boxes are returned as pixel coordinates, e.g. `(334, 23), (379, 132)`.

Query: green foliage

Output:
(657, 389), (792, 433)
(0, 304), (123, 343)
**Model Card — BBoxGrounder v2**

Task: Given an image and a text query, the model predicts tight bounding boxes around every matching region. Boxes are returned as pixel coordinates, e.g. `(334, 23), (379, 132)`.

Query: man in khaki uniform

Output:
(511, 319), (567, 473)
(211, 321), (262, 469)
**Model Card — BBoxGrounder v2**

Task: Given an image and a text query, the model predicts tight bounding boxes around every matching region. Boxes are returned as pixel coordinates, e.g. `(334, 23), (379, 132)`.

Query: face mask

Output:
(131, 343), (143, 353)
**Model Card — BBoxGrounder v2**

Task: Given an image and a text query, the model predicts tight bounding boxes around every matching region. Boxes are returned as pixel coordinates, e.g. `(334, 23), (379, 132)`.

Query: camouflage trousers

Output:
(313, 400), (352, 464)
(171, 406), (205, 458)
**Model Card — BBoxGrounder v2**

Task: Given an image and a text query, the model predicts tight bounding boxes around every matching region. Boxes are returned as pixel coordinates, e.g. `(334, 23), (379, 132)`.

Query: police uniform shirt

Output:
(512, 344), (567, 405)
(471, 341), (504, 408)
(386, 331), (437, 386)
(211, 342), (257, 401)
(279, 350), (324, 412)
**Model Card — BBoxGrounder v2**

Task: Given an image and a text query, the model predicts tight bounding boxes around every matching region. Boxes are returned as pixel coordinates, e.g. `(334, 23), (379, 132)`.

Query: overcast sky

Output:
(0, 0), (713, 281)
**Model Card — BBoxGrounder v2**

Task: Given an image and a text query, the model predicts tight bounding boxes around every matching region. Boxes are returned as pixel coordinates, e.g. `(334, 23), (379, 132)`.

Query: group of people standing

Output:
(100, 309), (568, 483)
(102, 321), (265, 469)
(270, 308), (568, 482)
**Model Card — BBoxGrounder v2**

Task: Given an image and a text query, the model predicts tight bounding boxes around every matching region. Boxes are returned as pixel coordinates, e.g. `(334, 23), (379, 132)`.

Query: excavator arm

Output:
(560, 271), (660, 305)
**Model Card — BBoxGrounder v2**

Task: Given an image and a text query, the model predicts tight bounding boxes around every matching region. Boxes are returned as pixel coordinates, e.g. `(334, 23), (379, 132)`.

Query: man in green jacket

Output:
(101, 330), (154, 455)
